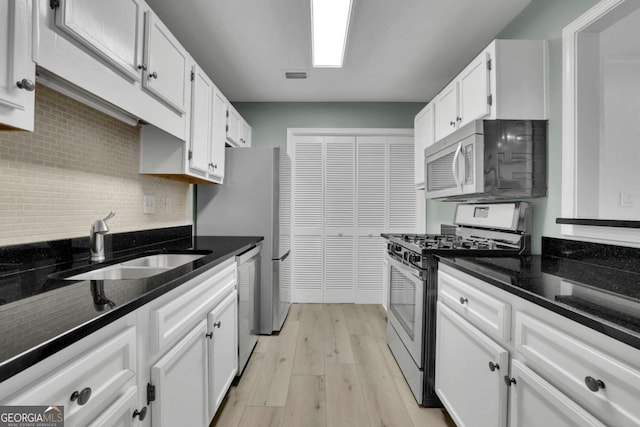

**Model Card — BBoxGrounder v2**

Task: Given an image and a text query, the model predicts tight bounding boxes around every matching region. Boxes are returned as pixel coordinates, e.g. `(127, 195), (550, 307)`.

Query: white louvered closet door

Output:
(388, 137), (417, 232)
(291, 136), (324, 302)
(324, 137), (356, 302)
(356, 235), (386, 303)
(356, 137), (388, 234)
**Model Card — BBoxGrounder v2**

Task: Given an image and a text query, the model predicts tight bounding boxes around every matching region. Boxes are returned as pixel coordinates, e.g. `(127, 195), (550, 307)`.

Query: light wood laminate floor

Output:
(212, 304), (455, 427)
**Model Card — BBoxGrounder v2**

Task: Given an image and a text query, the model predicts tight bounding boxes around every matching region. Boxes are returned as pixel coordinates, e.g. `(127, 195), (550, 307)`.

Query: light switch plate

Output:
(143, 195), (155, 214)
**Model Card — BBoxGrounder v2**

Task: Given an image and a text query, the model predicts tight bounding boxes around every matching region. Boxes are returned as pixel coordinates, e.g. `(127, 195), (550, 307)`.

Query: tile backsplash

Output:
(0, 86), (191, 246)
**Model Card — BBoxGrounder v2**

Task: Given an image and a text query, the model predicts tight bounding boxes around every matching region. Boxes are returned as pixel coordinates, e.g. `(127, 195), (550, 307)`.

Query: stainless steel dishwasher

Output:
(236, 243), (261, 375)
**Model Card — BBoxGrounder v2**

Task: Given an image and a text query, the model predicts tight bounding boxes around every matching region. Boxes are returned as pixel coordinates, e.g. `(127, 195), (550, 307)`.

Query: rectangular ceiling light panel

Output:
(311, 0), (353, 68)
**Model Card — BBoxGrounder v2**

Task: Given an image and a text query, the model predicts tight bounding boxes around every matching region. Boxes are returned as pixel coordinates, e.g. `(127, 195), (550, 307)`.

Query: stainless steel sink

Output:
(64, 253), (206, 281)
(66, 266), (171, 281)
(120, 254), (205, 268)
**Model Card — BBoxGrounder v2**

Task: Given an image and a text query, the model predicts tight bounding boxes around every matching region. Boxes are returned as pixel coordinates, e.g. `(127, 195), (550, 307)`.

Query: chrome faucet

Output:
(90, 211), (115, 261)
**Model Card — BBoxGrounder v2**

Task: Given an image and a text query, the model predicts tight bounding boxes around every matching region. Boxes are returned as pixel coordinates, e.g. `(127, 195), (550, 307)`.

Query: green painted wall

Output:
(232, 103), (424, 148)
(425, 0), (599, 254)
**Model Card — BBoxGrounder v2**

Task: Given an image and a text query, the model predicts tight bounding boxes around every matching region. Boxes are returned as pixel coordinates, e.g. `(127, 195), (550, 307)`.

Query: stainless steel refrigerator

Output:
(196, 147), (291, 335)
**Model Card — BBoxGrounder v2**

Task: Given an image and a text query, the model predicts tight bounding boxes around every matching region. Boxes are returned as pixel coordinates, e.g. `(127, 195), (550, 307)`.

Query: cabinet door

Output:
(324, 234), (355, 303)
(226, 106), (242, 146)
(356, 137), (387, 233)
(434, 81), (458, 141)
(189, 65), (213, 176)
(459, 51), (491, 127)
(208, 290), (238, 418)
(241, 121), (252, 147)
(388, 137), (416, 232)
(87, 386), (139, 427)
(435, 302), (508, 427)
(509, 360), (606, 427)
(151, 320), (209, 427)
(142, 11), (188, 113)
(414, 103), (434, 189)
(55, 0), (143, 82)
(0, 0), (35, 131)
(209, 87), (227, 182)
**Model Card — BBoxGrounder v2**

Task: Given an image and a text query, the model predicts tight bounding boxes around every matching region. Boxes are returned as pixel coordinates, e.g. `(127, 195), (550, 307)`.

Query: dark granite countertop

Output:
(437, 255), (640, 351)
(0, 230), (263, 382)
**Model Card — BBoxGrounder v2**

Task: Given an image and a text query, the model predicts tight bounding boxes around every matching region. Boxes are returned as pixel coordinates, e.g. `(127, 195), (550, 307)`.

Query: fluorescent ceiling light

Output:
(311, 0), (353, 68)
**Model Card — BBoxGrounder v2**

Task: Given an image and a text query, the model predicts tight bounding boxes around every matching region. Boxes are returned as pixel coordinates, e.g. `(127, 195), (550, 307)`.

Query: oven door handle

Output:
(386, 254), (422, 280)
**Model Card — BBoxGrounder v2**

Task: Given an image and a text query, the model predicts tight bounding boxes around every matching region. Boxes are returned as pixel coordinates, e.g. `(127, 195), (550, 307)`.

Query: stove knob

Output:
(393, 244), (402, 252)
(411, 255), (421, 263)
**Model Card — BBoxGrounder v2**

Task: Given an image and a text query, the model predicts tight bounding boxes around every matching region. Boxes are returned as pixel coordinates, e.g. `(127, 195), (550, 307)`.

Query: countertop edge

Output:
(437, 256), (640, 352)
(0, 237), (263, 383)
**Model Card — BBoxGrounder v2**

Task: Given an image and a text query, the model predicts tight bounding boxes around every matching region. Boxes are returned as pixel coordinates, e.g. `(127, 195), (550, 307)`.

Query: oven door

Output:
(387, 254), (424, 367)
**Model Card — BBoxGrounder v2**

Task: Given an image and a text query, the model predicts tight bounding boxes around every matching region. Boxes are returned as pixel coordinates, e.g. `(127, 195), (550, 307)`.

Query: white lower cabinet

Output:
(436, 264), (640, 427)
(207, 290), (238, 418)
(0, 260), (239, 427)
(150, 320), (209, 427)
(509, 360), (605, 427)
(1, 317), (138, 427)
(435, 302), (508, 427)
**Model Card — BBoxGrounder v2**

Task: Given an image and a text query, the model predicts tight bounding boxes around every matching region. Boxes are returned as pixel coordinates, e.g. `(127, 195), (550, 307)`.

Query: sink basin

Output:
(66, 266), (171, 281)
(61, 251), (208, 281)
(121, 254), (205, 268)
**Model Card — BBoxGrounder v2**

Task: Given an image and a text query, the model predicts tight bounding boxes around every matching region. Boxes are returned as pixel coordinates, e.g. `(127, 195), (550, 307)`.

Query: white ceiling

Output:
(145, 0), (531, 102)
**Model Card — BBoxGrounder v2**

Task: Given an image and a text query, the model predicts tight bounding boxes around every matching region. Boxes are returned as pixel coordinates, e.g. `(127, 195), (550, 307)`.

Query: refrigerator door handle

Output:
(272, 249), (290, 262)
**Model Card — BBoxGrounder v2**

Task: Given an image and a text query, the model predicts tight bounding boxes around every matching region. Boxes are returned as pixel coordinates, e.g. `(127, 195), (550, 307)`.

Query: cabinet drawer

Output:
(7, 326), (136, 427)
(151, 262), (236, 353)
(438, 269), (511, 342)
(87, 386), (139, 427)
(515, 312), (640, 427)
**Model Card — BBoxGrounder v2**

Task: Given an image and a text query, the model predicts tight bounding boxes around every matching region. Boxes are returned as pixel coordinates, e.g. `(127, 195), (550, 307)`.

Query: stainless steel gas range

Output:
(383, 202), (532, 406)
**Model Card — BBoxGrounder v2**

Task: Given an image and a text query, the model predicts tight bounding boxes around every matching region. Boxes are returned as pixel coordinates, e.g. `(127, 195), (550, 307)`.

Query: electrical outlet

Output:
(619, 192), (633, 207)
(143, 195), (155, 214)
(165, 197), (171, 213)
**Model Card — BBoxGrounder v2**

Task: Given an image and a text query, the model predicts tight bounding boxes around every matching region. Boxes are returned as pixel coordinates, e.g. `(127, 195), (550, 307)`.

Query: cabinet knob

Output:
(456, 116), (462, 122)
(584, 376), (605, 392)
(149, 72), (158, 79)
(16, 79), (35, 91)
(70, 387), (92, 405)
(450, 121), (455, 127)
(503, 376), (516, 387)
(212, 164), (218, 169)
(488, 361), (500, 372)
(459, 297), (468, 305)
(133, 406), (147, 421)
(214, 321), (221, 328)
(205, 332), (213, 339)
(137, 64), (148, 71)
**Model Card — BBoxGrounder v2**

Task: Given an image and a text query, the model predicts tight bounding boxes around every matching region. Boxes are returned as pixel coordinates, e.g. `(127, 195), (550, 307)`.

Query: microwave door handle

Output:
(452, 142), (462, 190)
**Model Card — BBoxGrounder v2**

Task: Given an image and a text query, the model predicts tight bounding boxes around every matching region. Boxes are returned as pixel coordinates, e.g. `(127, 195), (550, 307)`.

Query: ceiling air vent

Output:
(284, 71), (307, 79)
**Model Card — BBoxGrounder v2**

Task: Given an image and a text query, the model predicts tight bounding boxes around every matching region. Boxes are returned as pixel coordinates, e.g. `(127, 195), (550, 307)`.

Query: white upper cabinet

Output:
(226, 105), (242, 146)
(241, 120), (252, 147)
(0, 0), (35, 131)
(458, 51), (491, 127)
(55, 0), (144, 82)
(414, 102), (434, 189)
(142, 11), (189, 113)
(209, 87), (227, 181)
(428, 39), (548, 145)
(434, 81), (459, 141)
(189, 65), (214, 176)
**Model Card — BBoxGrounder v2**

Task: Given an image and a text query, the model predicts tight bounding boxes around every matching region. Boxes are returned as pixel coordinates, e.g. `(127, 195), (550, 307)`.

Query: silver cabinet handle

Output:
(149, 72), (158, 79)
(16, 79), (35, 91)
(585, 376), (605, 392)
(137, 64), (148, 71)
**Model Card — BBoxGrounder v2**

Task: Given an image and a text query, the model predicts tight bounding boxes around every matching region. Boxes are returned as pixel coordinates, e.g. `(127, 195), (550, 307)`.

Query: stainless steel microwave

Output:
(424, 120), (547, 201)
